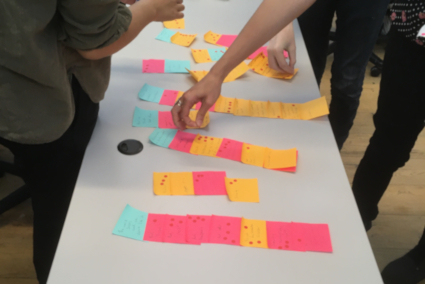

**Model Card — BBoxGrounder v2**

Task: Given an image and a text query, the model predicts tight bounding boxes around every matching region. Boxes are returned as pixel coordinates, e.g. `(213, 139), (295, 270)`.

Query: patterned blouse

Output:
(390, 0), (425, 45)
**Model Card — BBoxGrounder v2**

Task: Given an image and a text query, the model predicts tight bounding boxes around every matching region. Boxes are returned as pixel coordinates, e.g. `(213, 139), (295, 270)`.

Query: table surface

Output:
(48, 1), (382, 283)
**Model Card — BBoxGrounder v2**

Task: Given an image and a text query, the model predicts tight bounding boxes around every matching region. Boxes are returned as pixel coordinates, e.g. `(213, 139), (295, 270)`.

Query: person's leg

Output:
(298, 0), (337, 85)
(329, 0), (390, 149)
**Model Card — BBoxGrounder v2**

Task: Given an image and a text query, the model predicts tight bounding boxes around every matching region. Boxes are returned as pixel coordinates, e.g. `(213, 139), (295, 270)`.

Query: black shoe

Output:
(381, 254), (425, 284)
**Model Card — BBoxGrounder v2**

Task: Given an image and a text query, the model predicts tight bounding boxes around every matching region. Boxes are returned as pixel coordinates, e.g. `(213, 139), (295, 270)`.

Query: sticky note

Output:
(164, 60), (190, 73)
(241, 144), (267, 167)
(186, 215), (212, 244)
(168, 131), (197, 153)
(163, 215), (188, 244)
(143, 213), (167, 242)
(233, 98), (250, 116)
(207, 48), (227, 61)
(281, 103), (300, 119)
(297, 223), (332, 252)
(250, 101), (268, 118)
(204, 31), (221, 45)
(266, 221), (306, 251)
(170, 172), (195, 195)
(267, 101), (283, 119)
(225, 177), (259, 203)
(187, 69), (208, 82)
(216, 34), (237, 47)
(158, 111), (177, 129)
(142, 59), (165, 73)
(159, 90), (179, 106)
(214, 96), (235, 114)
(138, 83), (164, 103)
(223, 61), (250, 82)
(156, 28), (176, 43)
(112, 205), (148, 241)
(248, 52), (298, 79)
(189, 134), (223, 157)
(170, 32), (197, 47)
(185, 111), (210, 129)
(240, 218), (268, 249)
(194, 102), (216, 112)
(298, 96), (329, 120)
(163, 18), (185, 29)
(209, 215), (242, 245)
(192, 171), (227, 195)
(215, 138), (243, 162)
(149, 128), (178, 148)
(248, 47), (289, 59)
(133, 107), (159, 128)
(191, 49), (212, 63)
(264, 148), (297, 169)
(153, 172), (172, 195)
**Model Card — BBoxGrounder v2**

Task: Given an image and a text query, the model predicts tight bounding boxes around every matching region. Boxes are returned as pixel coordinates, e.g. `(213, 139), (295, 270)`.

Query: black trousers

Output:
(352, 29), (425, 225)
(0, 78), (99, 283)
(298, 0), (390, 149)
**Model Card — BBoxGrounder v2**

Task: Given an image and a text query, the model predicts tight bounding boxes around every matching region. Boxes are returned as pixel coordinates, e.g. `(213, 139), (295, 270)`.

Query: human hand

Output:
(121, 0), (136, 4)
(267, 22), (296, 74)
(146, 0), (185, 22)
(171, 73), (222, 130)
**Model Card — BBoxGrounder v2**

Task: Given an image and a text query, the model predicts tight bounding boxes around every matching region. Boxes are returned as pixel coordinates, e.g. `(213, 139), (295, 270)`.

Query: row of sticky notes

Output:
(153, 171), (260, 202)
(156, 28), (197, 47)
(249, 52), (297, 79)
(191, 47), (227, 63)
(133, 107), (210, 129)
(113, 204), (333, 252)
(138, 83), (329, 120)
(142, 59), (190, 73)
(187, 61), (250, 83)
(163, 18), (185, 29)
(149, 128), (298, 172)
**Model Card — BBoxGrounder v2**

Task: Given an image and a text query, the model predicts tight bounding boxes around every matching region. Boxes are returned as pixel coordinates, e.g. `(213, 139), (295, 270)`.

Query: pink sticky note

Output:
(298, 223), (333, 253)
(159, 90), (179, 106)
(274, 151), (298, 173)
(186, 215), (212, 244)
(194, 102), (215, 112)
(266, 221), (306, 251)
(158, 111), (178, 129)
(169, 131), (197, 153)
(215, 138), (243, 162)
(143, 213), (166, 242)
(209, 215), (241, 245)
(163, 214), (189, 244)
(192, 171), (227, 195)
(142, 59), (165, 73)
(216, 35), (238, 47)
(248, 47), (288, 59)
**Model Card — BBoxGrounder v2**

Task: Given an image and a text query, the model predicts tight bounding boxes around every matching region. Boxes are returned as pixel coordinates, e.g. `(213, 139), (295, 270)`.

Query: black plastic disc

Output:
(117, 139), (143, 155)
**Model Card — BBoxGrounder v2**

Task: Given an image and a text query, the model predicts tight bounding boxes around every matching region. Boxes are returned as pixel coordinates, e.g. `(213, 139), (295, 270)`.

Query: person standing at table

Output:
(0, 0), (184, 283)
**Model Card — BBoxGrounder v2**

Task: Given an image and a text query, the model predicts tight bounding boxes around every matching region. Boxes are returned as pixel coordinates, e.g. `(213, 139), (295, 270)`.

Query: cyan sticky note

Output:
(112, 205), (148, 241)
(155, 28), (176, 43)
(207, 48), (226, 61)
(133, 107), (159, 128)
(164, 60), (190, 73)
(138, 84), (164, 103)
(149, 128), (178, 148)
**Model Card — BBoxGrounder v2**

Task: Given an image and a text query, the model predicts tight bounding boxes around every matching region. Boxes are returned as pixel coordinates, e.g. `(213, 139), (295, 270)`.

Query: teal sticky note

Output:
(112, 205), (148, 241)
(133, 107), (159, 128)
(149, 128), (178, 148)
(164, 60), (190, 73)
(138, 84), (164, 103)
(155, 28), (176, 43)
(207, 48), (226, 61)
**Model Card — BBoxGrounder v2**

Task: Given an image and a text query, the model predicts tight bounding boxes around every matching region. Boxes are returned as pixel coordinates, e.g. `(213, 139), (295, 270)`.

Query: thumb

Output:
(195, 101), (212, 127)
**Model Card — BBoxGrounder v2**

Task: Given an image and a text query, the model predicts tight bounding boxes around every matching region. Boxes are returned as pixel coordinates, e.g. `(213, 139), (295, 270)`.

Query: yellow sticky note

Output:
(281, 103), (301, 119)
(187, 69), (208, 82)
(225, 177), (259, 203)
(233, 98), (250, 116)
(264, 148), (297, 169)
(170, 32), (197, 47)
(267, 101), (283, 119)
(250, 101), (268, 118)
(214, 96), (236, 114)
(299, 96), (329, 120)
(163, 18), (185, 29)
(170, 172), (194, 195)
(223, 62), (250, 82)
(153, 172), (172, 195)
(191, 49), (212, 63)
(240, 218), (269, 248)
(187, 111), (210, 129)
(241, 143), (267, 167)
(204, 31), (221, 45)
(189, 134), (223, 157)
(248, 52), (298, 79)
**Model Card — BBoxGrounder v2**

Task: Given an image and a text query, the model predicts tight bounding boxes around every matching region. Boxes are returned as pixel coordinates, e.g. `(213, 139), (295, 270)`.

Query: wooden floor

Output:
(0, 42), (424, 283)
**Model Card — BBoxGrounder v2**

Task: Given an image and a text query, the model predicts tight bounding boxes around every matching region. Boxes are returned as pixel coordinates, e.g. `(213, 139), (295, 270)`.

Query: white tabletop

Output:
(48, 1), (382, 283)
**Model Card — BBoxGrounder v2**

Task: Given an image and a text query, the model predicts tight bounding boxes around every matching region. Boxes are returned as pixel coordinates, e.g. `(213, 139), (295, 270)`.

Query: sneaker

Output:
(381, 254), (425, 284)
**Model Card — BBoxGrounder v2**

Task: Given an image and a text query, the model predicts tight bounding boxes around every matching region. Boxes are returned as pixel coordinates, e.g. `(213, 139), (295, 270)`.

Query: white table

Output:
(48, 1), (382, 283)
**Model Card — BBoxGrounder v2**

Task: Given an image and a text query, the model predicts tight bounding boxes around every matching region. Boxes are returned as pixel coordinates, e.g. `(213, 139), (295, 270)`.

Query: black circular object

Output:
(370, 66), (381, 77)
(117, 139), (143, 155)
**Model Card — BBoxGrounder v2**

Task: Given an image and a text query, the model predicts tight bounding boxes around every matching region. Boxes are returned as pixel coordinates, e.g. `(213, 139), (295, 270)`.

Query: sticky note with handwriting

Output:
(250, 101), (268, 118)
(156, 28), (176, 43)
(216, 34), (237, 47)
(158, 111), (177, 129)
(170, 32), (197, 47)
(149, 128), (178, 148)
(133, 107), (159, 128)
(170, 172), (195, 195)
(299, 96), (329, 120)
(138, 83), (164, 103)
(112, 205), (148, 241)
(264, 148), (297, 169)
(298, 223), (332, 252)
(189, 134), (223, 157)
(267, 101), (283, 119)
(192, 171), (227, 195)
(240, 218), (268, 249)
(266, 221), (306, 251)
(153, 172), (172, 195)
(209, 215), (242, 245)
(164, 60), (190, 73)
(159, 90), (179, 106)
(248, 52), (298, 79)
(186, 215), (212, 244)
(225, 177), (259, 203)
(215, 138), (243, 162)
(143, 213), (167, 242)
(142, 59), (165, 73)
(214, 96), (236, 114)
(163, 18), (185, 29)
(241, 144), (267, 167)
(207, 47), (227, 61)
(233, 98), (251, 116)
(163, 214), (188, 244)
(168, 131), (197, 153)
(204, 31), (221, 45)
(191, 49), (212, 63)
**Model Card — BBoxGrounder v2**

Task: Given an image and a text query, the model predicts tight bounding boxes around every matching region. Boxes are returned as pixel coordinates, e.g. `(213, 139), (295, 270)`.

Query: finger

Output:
(275, 52), (293, 74)
(176, 0), (183, 4)
(175, 12), (184, 19)
(179, 97), (198, 128)
(288, 46), (297, 69)
(267, 53), (280, 72)
(176, 4), (185, 12)
(195, 101), (212, 127)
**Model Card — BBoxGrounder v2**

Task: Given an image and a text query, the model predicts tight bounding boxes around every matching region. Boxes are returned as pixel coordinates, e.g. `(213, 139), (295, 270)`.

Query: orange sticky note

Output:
(225, 177), (259, 203)
(240, 218), (269, 249)
(170, 32), (197, 47)
(281, 103), (301, 119)
(264, 148), (297, 169)
(223, 62), (250, 82)
(187, 69), (208, 82)
(241, 143), (267, 167)
(233, 98), (250, 116)
(267, 101), (283, 119)
(204, 31), (221, 45)
(214, 96), (236, 114)
(163, 18), (185, 29)
(187, 111), (210, 129)
(248, 52), (298, 79)
(250, 101), (268, 118)
(191, 49), (212, 63)
(189, 134), (223, 157)
(153, 172), (172, 195)
(299, 96), (329, 120)
(170, 172), (194, 195)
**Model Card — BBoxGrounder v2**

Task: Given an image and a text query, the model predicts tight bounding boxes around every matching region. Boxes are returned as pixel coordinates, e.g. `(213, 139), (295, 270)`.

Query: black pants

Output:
(298, 0), (390, 149)
(0, 78), (99, 283)
(352, 29), (425, 225)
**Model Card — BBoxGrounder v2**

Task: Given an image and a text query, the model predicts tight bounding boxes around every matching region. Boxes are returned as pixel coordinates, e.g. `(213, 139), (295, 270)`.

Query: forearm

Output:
(210, 0), (314, 80)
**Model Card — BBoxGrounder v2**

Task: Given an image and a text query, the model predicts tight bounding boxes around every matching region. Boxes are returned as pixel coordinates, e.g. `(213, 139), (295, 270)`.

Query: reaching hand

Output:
(267, 22), (296, 74)
(147, 0), (185, 22)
